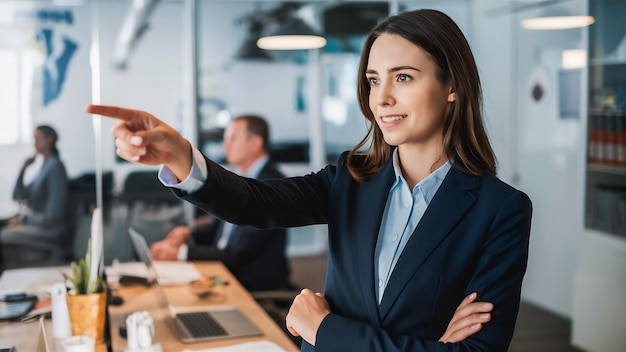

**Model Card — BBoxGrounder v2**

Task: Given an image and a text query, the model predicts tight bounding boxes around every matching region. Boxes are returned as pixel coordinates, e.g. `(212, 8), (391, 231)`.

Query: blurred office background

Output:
(0, 0), (624, 351)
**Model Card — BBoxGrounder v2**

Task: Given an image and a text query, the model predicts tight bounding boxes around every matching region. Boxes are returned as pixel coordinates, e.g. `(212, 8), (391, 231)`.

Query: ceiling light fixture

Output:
(522, 15), (595, 30)
(256, 3), (326, 50)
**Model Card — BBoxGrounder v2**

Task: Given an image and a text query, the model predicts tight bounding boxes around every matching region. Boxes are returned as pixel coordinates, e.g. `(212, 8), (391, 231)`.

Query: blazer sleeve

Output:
(12, 169), (27, 201)
(313, 191), (532, 352)
(23, 160), (69, 227)
(176, 156), (334, 229)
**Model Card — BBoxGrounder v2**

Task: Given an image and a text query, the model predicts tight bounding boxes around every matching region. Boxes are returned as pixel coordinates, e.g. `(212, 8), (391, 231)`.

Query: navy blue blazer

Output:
(186, 162), (290, 292)
(173, 151), (532, 351)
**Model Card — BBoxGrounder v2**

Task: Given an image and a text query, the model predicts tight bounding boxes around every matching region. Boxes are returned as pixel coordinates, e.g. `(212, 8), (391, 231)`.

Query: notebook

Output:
(128, 227), (263, 343)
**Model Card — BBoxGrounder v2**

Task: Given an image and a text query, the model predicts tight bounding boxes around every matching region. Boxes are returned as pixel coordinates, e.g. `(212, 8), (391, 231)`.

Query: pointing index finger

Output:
(85, 104), (141, 122)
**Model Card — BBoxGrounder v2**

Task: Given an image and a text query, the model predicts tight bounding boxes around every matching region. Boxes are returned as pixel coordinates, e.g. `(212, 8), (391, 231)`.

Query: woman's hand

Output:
(286, 289), (331, 346)
(439, 292), (493, 343)
(21, 155), (36, 171)
(6, 215), (23, 227)
(86, 105), (193, 181)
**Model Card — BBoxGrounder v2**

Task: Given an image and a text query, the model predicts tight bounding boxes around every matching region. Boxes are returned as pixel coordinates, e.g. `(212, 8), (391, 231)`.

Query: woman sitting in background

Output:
(1, 124), (69, 269)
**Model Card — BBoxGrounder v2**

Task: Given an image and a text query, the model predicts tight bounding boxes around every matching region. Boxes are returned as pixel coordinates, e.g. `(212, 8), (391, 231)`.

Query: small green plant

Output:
(69, 239), (104, 294)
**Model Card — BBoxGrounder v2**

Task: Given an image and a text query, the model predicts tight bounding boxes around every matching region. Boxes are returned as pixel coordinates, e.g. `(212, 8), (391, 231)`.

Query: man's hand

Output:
(150, 240), (180, 260)
(286, 289), (331, 346)
(165, 226), (191, 247)
(439, 292), (493, 343)
(86, 105), (193, 181)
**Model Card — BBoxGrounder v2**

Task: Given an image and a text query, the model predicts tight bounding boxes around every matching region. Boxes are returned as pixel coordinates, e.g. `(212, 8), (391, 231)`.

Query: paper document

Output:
(182, 340), (287, 352)
(0, 266), (68, 295)
(105, 261), (202, 285)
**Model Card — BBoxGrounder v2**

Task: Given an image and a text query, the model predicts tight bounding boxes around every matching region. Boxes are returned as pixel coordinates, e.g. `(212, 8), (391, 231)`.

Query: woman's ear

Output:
(448, 87), (456, 103)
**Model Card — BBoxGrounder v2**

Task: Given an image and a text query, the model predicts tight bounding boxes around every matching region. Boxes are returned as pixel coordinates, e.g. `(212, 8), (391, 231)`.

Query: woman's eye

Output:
(398, 74), (411, 82)
(367, 77), (379, 85)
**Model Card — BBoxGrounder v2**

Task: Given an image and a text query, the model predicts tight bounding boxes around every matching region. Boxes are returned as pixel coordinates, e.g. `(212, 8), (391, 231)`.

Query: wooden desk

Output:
(0, 262), (298, 352)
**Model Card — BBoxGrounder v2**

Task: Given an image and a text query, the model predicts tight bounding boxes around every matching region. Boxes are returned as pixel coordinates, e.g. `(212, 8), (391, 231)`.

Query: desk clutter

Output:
(124, 311), (162, 352)
(0, 293), (37, 321)
(105, 260), (202, 286)
(50, 282), (102, 352)
(0, 262), (299, 351)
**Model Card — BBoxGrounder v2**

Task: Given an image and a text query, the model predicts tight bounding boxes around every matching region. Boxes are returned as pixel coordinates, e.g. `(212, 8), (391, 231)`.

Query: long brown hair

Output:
(347, 9), (496, 183)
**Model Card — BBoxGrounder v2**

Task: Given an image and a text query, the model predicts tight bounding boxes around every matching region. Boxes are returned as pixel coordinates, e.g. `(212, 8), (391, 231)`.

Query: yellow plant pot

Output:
(66, 291), (107, 345)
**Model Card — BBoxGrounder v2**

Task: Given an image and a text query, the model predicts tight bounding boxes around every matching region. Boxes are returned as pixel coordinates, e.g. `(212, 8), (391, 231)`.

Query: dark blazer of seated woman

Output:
(1, 125), (69, 266)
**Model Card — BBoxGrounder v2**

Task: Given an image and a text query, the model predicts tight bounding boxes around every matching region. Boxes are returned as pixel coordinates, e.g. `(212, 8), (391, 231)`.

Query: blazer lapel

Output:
(355, 158), (395, 324)
(378, 168), (479, 320)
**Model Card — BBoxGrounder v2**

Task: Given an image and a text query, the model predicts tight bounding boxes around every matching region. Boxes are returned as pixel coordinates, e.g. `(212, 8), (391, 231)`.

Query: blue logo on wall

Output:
(37, 28), (78, 106)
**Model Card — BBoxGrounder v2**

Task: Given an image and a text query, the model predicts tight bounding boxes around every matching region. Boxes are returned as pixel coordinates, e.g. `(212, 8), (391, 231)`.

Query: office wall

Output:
(471, 6), (626, 349)
(473, 0), (589, 320)
(96, 0), (186, 191)
(0, 1), (185, 200)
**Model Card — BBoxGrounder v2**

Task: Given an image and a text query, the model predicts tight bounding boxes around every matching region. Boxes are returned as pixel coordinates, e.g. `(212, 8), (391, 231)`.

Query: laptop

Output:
(128, 227), (263, 343)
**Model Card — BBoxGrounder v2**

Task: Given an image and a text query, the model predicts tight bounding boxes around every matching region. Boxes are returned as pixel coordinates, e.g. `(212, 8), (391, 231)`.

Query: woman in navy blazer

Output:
(88, 9), (532, 351)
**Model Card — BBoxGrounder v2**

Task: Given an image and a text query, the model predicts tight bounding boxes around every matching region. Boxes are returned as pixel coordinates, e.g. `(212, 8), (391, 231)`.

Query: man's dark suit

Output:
(185, 161), (290, 292)
(175, 151), (533, 351)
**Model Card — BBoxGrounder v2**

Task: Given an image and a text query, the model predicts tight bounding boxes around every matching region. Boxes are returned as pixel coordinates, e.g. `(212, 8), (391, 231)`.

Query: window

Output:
(0, 49), (20, 144)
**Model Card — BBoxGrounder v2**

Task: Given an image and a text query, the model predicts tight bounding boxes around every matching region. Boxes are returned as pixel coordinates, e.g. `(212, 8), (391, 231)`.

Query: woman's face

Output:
(366, 33), (454, 150)
(33, 129), (52, 154)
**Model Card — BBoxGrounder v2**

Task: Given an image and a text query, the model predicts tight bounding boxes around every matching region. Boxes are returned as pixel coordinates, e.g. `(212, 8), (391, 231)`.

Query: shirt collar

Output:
(391, 148), (451, 203)
(242, 154), (269, 179)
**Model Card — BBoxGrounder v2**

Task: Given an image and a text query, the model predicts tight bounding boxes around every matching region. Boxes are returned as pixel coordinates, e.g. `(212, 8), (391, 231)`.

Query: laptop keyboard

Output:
(177, 312), (228, 338)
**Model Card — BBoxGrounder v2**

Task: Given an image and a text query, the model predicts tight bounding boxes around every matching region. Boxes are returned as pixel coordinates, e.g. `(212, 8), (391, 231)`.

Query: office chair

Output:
(67, 171), (115, 261)
(116, 170), (183, 235)
(1, 189), (85, 270)
(0, 172), (115, 271)
(251, 283), (303, 347)
(1, 171), (113, 269)
(251, 253), (327, 347)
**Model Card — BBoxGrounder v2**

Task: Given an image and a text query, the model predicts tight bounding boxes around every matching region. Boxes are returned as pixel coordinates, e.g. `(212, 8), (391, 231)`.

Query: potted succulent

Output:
(65, 208), (107, 346)
(69, 239), (105, 294)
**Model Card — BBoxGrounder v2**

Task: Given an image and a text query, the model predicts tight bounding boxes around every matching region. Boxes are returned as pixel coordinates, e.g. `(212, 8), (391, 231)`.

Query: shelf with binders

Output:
(585, 107), (626, 239)
(587, 107), (626, 170)
(584, 182), (626, 240)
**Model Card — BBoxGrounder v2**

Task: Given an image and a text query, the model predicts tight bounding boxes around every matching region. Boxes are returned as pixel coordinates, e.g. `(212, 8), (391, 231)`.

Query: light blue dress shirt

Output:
(158, 146), (207, 193)
(374, 150), (450, 304)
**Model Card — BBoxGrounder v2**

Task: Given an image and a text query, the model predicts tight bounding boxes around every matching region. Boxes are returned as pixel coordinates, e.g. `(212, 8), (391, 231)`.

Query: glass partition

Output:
(0, 1), (97, 269)
(185, 0), (473, 256)
(0, 0), (520, 266)
(196, 1), (330, 255)
(96, 0), (187, 263)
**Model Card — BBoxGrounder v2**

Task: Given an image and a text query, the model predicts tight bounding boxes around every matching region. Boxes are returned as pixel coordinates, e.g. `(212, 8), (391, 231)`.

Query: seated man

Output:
(150, 114), (290, 292)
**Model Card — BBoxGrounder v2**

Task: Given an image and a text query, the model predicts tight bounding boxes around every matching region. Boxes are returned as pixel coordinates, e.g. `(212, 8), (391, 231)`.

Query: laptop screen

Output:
(127, 228), (176, 315)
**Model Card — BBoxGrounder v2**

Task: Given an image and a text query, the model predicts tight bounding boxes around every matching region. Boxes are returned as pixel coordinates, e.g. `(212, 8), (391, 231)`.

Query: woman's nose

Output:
(372, 83), (394, 106)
